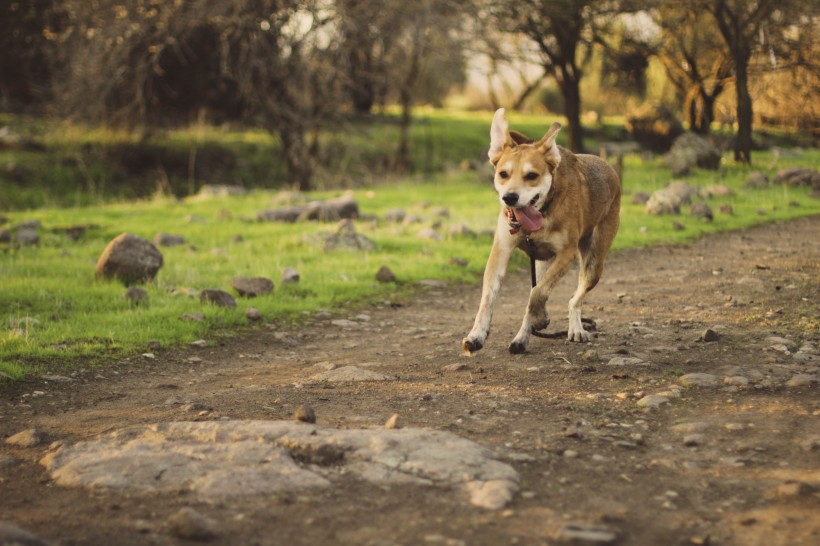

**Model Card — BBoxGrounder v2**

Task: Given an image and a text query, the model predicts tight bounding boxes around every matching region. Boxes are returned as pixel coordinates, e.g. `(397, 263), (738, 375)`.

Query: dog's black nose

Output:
(502, 193), (519, 206)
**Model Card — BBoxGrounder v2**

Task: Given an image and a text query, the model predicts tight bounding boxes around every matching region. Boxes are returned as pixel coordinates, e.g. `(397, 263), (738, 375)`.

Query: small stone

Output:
(775, 481), (818, 498)
(190, 339), (208, 348)
(281, 267), (300, 284)
(785, 374), (816, 388)
(418, 227), (442, 241)
(6, 428), (46, 447)
(293, 404), (316, 424)
(636, 395), (670, 409)
(246, 307), (263, 321)
(154, 233), (186, 247)
(606, 357), (646, 367)
(563, 449), (579, 458)
(16, 226), (40, 245)
(672, 221), (685, 231)
(200, 289), (237, 308)
(679, 373), (719, 387)
(581, 350), (599, 362)
(442, 363), (469, 372)
(376, 266), (396, 283)
(557, 525), (617, 544)
(167, 507), (217, 541)
(671, 422), (713, 434)
(683, 434), (705, 447)
(124, 286), (149, 304)
(385, 414), (404, 429)
(146, 340), (161, 350)
(0, 522), (56, 546)
(564, 426), (582, 438)
(230, 277), (274, 298)
(466, 479), (518, 510)
(699, 328), (720, 342)
(719, 204), (733, 215)
(724, 376), (749, 386)
(41, 374), (73, 382)
(449, 257), (468, 267)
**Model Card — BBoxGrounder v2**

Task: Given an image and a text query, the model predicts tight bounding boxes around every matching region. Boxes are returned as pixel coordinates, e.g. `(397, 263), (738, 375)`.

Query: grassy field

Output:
(1, 111), (818, 381)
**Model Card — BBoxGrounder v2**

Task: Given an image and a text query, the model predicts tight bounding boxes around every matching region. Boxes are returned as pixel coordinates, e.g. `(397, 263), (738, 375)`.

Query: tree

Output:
(51, 0), (344, 191)
(699, 0), (800, 163)
(653, 2), (733, 134)
(490, 0), (625, 153)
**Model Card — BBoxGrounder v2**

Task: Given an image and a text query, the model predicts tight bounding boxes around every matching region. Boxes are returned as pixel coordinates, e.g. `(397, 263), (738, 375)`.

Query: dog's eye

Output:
(524, 172), (540, 181)
(498, 171), (509, 179)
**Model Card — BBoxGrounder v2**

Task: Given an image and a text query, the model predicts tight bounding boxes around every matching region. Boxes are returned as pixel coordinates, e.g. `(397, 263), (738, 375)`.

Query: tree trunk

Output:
(394, 88), (413, 172)
(560, 75), (583, 153)
(696, 92), (717, 135)
(733, 59), (753, 163)
(279, 127), (313, 191)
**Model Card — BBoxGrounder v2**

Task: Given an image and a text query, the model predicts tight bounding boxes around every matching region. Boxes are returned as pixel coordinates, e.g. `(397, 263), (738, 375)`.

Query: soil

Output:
(2, 216), (818, 546)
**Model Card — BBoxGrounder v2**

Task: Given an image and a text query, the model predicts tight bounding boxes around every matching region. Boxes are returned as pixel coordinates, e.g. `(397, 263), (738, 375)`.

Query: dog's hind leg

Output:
(568, 210), (619, 342)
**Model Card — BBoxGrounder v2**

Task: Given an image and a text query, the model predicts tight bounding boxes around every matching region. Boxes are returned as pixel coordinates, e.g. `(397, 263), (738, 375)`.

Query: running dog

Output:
(462, 108), (621, 354)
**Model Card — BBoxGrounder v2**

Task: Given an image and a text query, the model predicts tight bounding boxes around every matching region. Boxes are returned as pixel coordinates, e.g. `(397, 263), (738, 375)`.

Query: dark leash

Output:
(524, 234), (596, 339)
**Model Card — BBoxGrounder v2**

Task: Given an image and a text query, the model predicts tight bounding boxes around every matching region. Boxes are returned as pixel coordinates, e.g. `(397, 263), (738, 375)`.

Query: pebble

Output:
(557, 525), (617, 544)
(167, 507), (217, 541)
(0, 522), (56, 546)
(5, 428), (46, 447)
(679, 373), (719, 387)
(636, 395), (669, 409)
(699, 328), (720, 342)
(723, 376), (749, 386)
(606, 357), (647, 367)
(581, 350), (599, 362)
(281, 267), (300, 284)
(785, 374), (816, 387)
(246, 307), (263, 321)
(442, 363), (469, 372)
(672, 422), (712, 434)
(190, 339), (208, 348)
(563, 449), (579, 459)
(683, 434), (705, 447)
(293, 404), (316, 424)
(775, 481), (818, 498)
(385, 414), (404, 429)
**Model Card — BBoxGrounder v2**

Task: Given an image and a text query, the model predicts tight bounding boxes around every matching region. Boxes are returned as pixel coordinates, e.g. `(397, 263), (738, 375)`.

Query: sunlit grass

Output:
(1, 110), (818, 380)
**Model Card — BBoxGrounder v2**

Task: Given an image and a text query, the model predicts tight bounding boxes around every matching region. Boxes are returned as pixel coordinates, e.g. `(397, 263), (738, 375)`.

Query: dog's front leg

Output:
(462, 234), (515, 355)
(509, 247), (576, 354)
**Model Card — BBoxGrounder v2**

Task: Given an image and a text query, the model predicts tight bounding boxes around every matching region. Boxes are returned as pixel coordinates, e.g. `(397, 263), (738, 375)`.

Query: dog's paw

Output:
(567, 328), (592, 343)
(508, 340), (528, 354)
(462, 337), (483, 355)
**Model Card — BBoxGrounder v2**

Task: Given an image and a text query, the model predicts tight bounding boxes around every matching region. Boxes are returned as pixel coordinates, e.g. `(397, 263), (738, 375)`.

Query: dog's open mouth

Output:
(506, 195), (543, 233)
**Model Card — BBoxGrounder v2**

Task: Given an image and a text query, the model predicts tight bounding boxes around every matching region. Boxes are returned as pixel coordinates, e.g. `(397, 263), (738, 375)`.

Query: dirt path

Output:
(2, 217), (819, 546)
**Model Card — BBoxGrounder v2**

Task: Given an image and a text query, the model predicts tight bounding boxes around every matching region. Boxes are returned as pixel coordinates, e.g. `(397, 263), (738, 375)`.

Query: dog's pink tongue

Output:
(517, 205), (543, 232)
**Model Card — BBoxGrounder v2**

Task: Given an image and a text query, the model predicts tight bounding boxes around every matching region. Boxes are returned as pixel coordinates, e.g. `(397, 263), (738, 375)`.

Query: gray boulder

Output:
(663, 132), (721, 176)
(95, 233), (163, 286)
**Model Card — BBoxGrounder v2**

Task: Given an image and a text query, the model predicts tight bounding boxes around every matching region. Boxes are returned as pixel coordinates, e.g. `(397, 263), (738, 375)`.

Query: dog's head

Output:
(488, 108), (561, 232)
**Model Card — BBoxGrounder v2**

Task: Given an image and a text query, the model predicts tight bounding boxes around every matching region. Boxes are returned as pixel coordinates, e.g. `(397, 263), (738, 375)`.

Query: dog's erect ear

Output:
(536, 122), (562, 167)
(488, 108), (513, 164)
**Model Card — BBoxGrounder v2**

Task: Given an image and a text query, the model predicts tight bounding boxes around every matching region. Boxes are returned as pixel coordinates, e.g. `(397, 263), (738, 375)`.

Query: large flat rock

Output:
(40, 421), (518, 509)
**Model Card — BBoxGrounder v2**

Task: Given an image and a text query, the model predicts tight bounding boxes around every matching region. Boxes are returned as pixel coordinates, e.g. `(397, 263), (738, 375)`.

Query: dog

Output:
(462, 108), (621, 354)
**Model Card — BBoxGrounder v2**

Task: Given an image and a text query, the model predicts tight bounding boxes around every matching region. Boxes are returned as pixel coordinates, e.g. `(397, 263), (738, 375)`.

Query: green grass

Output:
(1, 111), (818, 381)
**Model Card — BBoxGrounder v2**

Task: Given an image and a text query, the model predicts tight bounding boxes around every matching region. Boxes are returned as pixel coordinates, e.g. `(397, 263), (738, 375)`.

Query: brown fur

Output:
(462, 109), (621, 354)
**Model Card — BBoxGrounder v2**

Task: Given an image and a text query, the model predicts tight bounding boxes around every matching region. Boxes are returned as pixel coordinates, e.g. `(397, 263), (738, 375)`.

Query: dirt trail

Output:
(1, 216), (819, 546)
